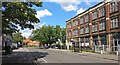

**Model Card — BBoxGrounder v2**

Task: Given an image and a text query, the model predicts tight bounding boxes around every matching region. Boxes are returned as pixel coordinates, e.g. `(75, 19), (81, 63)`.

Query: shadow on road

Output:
(2, 51), (49, 64)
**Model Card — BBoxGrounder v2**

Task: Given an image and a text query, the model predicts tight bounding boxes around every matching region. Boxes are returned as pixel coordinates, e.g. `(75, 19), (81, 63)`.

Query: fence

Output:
(95, 45), (119, 54)
(71, 44), (119, 54)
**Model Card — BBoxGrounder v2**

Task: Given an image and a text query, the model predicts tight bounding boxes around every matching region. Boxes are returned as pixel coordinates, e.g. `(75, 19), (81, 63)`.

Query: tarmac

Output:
(48, 48), (118, 62)
(1, 48), (119, 65)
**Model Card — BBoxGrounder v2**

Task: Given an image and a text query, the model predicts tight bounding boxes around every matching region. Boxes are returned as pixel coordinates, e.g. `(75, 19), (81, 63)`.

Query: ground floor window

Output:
(100, 35), (106, 45)
(80, 37), (84, 46)
(93, 36), (98, 45)
(85, 37), (89, 47)
(112, 33), (120, 51)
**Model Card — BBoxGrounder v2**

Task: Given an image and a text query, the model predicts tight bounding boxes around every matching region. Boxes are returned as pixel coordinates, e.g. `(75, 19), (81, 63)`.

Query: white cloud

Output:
(33, 22), (46, 29)
(35, 9), (52, 19)
(39, 22), (46, 27)
(62, 5), (77, 11)
(77, 8), (86, 15)
(43, 0), (81, 11)
(20, 28), (32, 38)
(85, 0), (91, 5)
(43, 0), (103, 2)
(20, 22), (46, 38)
(43, 0), (104, 12)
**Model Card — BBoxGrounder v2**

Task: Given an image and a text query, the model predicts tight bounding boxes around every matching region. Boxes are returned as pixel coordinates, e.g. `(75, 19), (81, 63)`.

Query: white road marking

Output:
(41, 58), (47, 63)
(25, 48), (29, 52)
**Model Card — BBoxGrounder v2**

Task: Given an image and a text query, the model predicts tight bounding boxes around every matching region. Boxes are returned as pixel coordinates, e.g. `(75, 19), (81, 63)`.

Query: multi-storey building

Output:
(66, 0), (120, 52)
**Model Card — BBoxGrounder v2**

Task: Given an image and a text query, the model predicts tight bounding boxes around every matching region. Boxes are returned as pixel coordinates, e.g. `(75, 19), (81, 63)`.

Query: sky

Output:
(20, 0), (103, 38)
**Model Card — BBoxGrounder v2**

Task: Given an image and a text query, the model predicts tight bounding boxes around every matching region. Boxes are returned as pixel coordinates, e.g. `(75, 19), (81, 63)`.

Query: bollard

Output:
(116, 51), (118, 56)
(67, 45), (69, 50)
(101, 50), (103, 54)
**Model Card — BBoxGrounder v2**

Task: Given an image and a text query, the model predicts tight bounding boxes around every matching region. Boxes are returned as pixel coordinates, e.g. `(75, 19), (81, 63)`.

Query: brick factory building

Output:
(66, 0), (120, 53)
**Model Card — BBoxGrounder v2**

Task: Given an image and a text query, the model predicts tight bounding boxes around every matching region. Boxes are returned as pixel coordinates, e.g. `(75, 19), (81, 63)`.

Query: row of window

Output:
(72, 36), (106, 45)
(67, 2), (119, 28)
(67, 17), (119, 36)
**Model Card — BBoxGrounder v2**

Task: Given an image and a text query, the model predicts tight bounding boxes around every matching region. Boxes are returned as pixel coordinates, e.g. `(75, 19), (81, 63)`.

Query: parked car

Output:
(17, 43), (23, 47)
(12, 43), (18, 49)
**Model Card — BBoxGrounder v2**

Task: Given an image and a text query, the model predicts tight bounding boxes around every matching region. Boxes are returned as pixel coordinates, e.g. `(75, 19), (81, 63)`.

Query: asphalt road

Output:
(2, 47), (119, 65)
(25, 48), (118, 63)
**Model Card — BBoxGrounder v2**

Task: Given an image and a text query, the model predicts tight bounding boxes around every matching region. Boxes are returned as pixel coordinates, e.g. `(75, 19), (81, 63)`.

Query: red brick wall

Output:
(106, 3), (111, 33)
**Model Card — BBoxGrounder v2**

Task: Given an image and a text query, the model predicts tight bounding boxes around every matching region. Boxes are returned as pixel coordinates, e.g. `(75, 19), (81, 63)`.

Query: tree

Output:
(2, 2), (42, 35)
(61, 28), (66, 43)
(31, 25), (66, 46)
(54, 25), (61, 42)
(13, 32), (23, 43)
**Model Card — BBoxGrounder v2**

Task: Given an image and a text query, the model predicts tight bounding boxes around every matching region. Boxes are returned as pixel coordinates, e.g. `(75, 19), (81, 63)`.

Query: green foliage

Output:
(28, 45), (38, 48)
(31, 25), (66, 45)
(13, 32), (23, 43)
(2, 2), (42, 35)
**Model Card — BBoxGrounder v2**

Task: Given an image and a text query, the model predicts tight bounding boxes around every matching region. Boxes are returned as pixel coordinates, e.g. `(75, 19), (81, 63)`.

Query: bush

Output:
(74, 48), (79, 52)
(29, 45), (38, 48)
(69, 46), (72, 50)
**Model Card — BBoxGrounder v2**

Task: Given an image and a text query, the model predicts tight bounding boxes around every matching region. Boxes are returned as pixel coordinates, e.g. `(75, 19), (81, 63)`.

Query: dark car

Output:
(17, 43), (23, 47)
(44, 45), (50, 49)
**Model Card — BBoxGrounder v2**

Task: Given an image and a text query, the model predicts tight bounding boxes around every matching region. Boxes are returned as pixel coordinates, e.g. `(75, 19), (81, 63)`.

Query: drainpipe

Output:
(108, 34), (111, 53)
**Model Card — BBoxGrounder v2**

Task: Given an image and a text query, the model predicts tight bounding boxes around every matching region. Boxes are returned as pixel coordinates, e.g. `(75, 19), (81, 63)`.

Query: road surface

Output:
(2, 47), (119, 65)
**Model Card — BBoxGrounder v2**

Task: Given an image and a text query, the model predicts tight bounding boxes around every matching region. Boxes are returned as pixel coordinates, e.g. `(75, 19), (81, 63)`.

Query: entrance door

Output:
(113, 39), (120, 51)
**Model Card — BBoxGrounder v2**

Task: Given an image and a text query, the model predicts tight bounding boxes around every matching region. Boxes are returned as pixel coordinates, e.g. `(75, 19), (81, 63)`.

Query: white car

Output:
(12, 43), (18, 49)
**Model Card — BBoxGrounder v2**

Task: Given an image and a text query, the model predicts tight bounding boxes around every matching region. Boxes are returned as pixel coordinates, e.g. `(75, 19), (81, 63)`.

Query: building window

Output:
(85, 27), (89, 33)
(80, 17), (84, 24)
(92, 10), (97, 20)
(85, 14), (89, 23)
(85, 37), (89, 46)
(99, 20), (106, 31)
(75, 19), (78, 26)
(74, 28), (78, 36)
(100, 36), (106, 45)
(85, 24), (89, 33)
(111, 17), (119, 28)
(93, 36), (98, 45)
(68, 31), (72, 37)
(73, 21), (75, 27)
(73, 20), (77, 27)
(99, 7), (105, 17)
(92, 22), (98, 32)
(69, 22), (72, 28)
(80, 28), (84, 34)
(110, 2), (118, 13)
(67, 31), (70, 37)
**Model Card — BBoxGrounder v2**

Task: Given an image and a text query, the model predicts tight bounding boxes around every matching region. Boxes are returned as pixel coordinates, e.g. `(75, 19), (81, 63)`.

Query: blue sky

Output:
(20, 0), (103, 38)
(34, 2), (100, 28)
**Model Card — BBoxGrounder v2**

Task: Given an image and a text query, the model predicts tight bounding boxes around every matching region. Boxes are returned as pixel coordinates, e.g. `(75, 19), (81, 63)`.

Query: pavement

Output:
(48, 48), (118, 61)
(1, 48), (38, 65)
